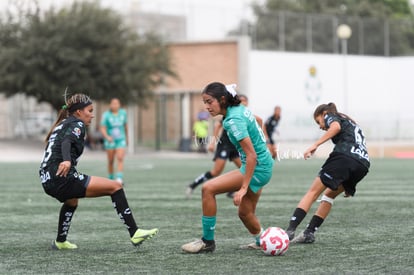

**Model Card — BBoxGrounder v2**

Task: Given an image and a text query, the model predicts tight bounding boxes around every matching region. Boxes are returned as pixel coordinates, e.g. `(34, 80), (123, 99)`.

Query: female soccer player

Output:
(181, 82), (274, 253)
(185, 95), (248, 199)
(286, 102), (370, 243)
(39, 93), (158, 250)
(100, 98), (128, 184)
(264, 105), (282, 159)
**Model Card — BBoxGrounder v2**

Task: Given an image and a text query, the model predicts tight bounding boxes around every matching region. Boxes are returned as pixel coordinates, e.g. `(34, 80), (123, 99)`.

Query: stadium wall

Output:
(247, 51), (414, 143)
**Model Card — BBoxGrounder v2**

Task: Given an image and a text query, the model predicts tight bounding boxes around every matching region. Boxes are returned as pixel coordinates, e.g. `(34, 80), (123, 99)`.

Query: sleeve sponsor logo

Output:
(72, 127), (81, 138)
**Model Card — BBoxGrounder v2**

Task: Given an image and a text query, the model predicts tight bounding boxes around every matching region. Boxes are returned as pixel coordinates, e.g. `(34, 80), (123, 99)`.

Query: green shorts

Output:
(240, 162), (273, 193)
(104, 139), (127, 150)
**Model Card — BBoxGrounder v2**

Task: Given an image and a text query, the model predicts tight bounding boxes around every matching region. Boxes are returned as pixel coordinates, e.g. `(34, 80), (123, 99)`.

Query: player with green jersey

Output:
(101, 107), (127, 148)
(182, 82), (274, 253)
(100, 98), (128, 183)
(223, 104), (274, 193)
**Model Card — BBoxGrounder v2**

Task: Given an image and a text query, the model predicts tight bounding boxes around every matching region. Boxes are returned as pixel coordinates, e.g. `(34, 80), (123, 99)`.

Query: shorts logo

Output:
(72, 127), (81, 138)
(220, 151), (227, 158)
(323, 172), (333, 180)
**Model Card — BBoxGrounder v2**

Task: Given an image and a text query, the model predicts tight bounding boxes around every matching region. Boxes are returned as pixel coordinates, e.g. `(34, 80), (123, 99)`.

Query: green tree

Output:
(0, 1), (175, 110)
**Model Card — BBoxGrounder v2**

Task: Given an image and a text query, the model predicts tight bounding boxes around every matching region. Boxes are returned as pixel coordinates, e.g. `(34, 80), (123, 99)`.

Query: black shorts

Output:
(40, 169), (91, 202)
(318, 153), (368, 196)
(213, 142), (239, 161)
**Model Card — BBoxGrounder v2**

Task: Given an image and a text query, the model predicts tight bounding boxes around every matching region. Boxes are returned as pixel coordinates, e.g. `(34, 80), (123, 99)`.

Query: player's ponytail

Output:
(313, 102), (356, 124)
(45, 106), (69, 142)
(202, 82), (241, 108)
(44, 92), (92, 142)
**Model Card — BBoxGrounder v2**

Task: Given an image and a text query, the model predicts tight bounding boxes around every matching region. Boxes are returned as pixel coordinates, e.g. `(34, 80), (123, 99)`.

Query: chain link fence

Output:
(245, 11), (414, 56)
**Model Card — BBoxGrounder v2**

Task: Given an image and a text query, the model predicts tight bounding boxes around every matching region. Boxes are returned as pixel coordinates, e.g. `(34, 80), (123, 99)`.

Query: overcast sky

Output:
(1, 0), (264, 40)
(113, 0), (262, 40)
(101, 0), (263, 39)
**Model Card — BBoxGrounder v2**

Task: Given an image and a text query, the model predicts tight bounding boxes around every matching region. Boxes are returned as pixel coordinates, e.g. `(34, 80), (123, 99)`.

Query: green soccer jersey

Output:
(100, 109), (127, 141)
(223, 105), (272, 167)
(40, 116), (86, 173)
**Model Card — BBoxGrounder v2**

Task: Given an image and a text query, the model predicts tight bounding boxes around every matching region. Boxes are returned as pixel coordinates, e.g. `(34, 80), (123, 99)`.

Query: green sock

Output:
(109, 173), (114, 180)
(116, 172), (123, 180)
(254, 228), (264, 246)
(202, 216), (216, 241)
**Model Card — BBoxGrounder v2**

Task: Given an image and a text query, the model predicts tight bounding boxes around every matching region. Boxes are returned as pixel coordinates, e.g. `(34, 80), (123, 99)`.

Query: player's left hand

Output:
(56, 161), (71, 177)
(233, 187), (247, 206)
(304, 144), (318, 159)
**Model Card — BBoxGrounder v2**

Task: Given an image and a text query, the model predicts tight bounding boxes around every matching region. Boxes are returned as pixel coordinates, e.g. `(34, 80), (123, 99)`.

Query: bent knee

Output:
(106, 180), (123, 195)
(65, 198), (78, 207)
(201, 182), (220, 197)
(201, 183), (212, 196)
(113, 181), (123, 191)
(320, 194), (334, 205)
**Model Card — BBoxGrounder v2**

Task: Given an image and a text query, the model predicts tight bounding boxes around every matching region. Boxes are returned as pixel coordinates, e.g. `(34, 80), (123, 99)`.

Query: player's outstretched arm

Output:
(304, 121), (341, 159)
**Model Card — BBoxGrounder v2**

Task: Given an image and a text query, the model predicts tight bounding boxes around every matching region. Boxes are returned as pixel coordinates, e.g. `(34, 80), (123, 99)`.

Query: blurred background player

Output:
(186, 95), (248, 199)
(286, 102), (370, 243)
(181, 82), (274, 253)
(193, 111), (209, 153)
(100, 98), (128, 184)
(39, 93), (158, 250)
(264, 105), (281, 159)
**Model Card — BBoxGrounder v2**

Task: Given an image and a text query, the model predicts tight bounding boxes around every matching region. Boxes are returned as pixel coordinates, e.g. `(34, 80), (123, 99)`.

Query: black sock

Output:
(56, 204), (77, 242)
(202, 237), (215, 245)
(111, 189), (138, 237)
(189, 171), (213, 189)
(305, 215), (324, 233)
(287, 208), (307, 231)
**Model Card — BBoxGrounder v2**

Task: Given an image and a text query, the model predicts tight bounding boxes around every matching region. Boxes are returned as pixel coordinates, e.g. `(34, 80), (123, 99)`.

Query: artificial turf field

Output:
(0, 155), (413, 274)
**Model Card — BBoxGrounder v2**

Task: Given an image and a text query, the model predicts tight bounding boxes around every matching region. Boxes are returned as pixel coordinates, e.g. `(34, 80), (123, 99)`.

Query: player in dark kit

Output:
(286, 102), (370, 243)
(39, 93), (158, 250)
(186, 95), (248, 199)
(264, 106), (281, 159)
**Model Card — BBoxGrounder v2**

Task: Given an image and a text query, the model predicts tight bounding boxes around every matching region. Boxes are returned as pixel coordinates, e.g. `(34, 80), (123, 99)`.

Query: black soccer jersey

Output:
(40, 116), (86, 172)
(219, 129), (235, 148)
(265, 116), (279, 144)
(324, 113), (370, 169)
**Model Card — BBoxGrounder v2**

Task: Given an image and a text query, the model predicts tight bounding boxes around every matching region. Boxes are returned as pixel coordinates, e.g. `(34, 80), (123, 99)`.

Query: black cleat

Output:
(291, 230), (315, 244)
(181, 238), (216, 253)
(286, 229), (295, 241)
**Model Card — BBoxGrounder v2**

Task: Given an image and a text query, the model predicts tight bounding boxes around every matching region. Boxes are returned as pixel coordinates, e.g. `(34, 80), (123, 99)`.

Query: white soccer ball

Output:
(260, 227), (290, 256)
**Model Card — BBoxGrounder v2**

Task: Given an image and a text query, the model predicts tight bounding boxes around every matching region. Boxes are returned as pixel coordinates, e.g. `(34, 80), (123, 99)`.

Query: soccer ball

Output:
(260, 227), (290, 256)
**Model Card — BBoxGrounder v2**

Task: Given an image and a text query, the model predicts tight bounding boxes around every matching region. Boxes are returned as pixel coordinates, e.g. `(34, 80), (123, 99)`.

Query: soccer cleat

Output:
(291, 230), (315, 244)
(239, 242), (261, 250)
(181, 238), (216, 253)
(185, 186), (194, 198)
(131, 228), (159, 246)
(51, 240), (78, 250)
(286, 229), (295, 241)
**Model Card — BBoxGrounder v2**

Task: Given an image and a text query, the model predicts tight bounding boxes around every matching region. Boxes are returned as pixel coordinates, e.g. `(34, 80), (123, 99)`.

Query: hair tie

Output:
(62, 104), (67, 110)
(225, 84), (237, 97)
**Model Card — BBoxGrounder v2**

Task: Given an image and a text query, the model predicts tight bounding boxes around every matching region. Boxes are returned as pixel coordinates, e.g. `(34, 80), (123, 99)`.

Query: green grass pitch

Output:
(0, 156), (413, 274)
